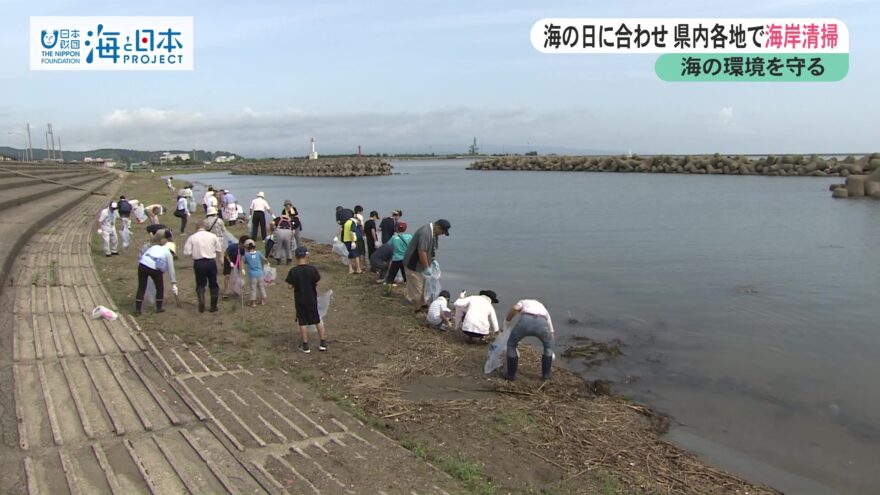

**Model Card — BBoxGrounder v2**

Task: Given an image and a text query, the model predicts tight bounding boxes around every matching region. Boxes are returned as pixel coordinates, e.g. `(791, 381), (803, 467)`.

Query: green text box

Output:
(656, 53), (848, 82)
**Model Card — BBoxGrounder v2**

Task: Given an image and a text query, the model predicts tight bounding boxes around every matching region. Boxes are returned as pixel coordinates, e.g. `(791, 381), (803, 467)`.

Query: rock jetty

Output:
(232, 157), (392, 177)
(469, 153), (880, 179)
(829, 164), (880, 199)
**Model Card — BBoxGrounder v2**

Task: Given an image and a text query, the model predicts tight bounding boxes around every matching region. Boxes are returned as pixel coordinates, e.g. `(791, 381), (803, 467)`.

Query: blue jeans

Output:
(507, 314), (553, 358)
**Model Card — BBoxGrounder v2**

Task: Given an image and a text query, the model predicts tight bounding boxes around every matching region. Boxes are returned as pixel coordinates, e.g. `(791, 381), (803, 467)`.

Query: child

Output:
(242, 239), (268, 306)
(426, 290), (453, 330)
(384, 221), (411, 290)
(285, 246), (328, 353)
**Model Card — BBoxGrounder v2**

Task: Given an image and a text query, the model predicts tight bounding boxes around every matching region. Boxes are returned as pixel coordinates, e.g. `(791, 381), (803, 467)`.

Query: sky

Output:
(0, 0), (878, 157)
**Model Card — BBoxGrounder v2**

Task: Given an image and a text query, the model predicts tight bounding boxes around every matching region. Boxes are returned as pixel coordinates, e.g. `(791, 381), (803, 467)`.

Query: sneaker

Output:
(298, 342), (310, 354)
(318, 340), (328, 352)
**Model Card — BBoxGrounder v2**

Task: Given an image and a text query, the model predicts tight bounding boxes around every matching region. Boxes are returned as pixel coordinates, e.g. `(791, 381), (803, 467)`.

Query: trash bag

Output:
(263, 266), (277, 284)
(331, 237), (351, 266)
(91, 305), (118, 321)
(144, 277), (157, 306)
(317, 290), (333, 319)
(134, 205), (147, 224)
(223, 230), (237, 246)
(484, 314), (518, 374)
(424, 260), (442, 302)
(121, 227), (131, 250)
(229, 269), (243, 296)
(187, 197), (196, 213)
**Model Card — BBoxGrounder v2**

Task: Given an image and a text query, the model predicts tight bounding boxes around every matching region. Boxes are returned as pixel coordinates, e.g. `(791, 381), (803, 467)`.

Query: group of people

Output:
(105, 177), (557, 379)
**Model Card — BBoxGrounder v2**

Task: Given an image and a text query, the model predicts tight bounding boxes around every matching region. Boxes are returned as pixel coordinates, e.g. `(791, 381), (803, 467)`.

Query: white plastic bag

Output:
(424, 260), (442, 302)
(91, 305), (118, 321)
(317, 290), (333, 319)
(187, 197), (196, 213)
(331, 237), (351, 266)
(263, 266), (277, 284)
(144, 277), (157, 305)
(484, 314), (518, 374)
(229, 269), (243, 295)
(134, 205), (147, 223)
(121, 227), (131, 250)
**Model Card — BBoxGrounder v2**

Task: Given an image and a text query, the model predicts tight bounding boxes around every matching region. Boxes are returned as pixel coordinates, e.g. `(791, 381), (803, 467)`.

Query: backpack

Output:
(118, 199), (132, 214)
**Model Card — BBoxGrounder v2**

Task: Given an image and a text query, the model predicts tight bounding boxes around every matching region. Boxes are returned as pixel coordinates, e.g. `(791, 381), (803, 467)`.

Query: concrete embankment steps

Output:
(0, 170), (106, 191)
(0, 164), (116, 293)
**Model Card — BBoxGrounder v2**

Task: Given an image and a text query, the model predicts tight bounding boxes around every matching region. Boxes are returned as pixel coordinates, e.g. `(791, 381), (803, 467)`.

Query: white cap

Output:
(110, 202), (118, 209)
(257, 191), (265, 198)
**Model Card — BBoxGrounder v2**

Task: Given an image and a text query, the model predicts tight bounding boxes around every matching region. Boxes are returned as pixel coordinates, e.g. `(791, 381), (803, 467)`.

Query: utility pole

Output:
(45, 131), (51, 160)
(58, 136), (63, 162)
(26, 123), (33, 161)
(47, 123), (56, 160)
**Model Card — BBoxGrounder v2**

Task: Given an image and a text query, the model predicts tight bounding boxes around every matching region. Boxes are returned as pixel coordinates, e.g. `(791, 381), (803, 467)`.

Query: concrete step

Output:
(0, 174), (106, 212)
(0, 171), (105, 191)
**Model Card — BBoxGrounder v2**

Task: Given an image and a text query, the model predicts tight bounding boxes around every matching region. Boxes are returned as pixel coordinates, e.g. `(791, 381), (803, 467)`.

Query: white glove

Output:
(171, 283), (178, 295)
(459, 290), (467, 299)
(97, 229), (103, 235)
(423, 267), (432, 277)
(350, 242), (356, 249)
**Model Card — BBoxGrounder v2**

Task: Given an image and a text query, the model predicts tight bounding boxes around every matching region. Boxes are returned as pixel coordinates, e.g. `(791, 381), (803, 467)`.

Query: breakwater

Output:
(231, 157), (393, 177)
(469, 153), (880, 178)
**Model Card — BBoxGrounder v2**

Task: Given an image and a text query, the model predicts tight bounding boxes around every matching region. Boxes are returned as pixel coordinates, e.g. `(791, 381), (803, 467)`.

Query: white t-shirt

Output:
(427, 296), (450, 325)
(206, 194), (218, 209)
(202, 191), (214, 205)
(250, 197), (270, 212)
(176, 197), (189, 213)
(454, 295), (499, 335)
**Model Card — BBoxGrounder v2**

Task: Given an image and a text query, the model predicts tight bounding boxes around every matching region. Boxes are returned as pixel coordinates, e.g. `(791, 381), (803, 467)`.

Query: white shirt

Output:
(202, 191), (214, 205)
(454, 295), (499, 335)
(427, 296), (450, 325)
(250, 197), (270, 212)
(183, 230), (223, 260)
(176, 197), (189, 213)
(206, 194), (218, 210)
(139, 245), (176, 283)
(513, 299), (555, 334)
(98, 208), (117, 229)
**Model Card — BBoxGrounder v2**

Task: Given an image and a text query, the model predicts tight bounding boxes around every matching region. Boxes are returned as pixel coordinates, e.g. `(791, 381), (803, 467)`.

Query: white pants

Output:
(102, 228), (118, 255)
(120, 216), (131, 231)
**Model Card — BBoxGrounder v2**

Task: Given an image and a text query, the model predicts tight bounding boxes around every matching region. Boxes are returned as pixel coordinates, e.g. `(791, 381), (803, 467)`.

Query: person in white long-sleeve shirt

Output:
(249, 191), (272, 240)
(96, 201), (119, 256)
(454, 289), (500, 342)
(134, 230), (177, 316)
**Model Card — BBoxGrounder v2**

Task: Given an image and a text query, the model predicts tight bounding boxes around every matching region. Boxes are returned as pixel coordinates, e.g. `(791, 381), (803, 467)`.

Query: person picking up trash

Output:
(453, 289), (499, 343)
(501, 299), (556, 381)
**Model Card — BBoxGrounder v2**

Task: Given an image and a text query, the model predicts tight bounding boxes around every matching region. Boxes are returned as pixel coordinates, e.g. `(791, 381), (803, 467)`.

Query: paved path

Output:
(4, 175), (458, 494)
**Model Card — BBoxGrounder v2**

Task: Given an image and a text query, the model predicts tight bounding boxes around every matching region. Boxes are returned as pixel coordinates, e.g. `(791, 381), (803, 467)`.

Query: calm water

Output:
(182, 159), (880, 494)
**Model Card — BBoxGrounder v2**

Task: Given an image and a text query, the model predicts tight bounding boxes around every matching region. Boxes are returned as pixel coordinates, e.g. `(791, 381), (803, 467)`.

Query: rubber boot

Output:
(134, 299), (143, 316)
(541, 354), (553, 380)
(155, 299), (165, 314)
(502, 355), (518, 381)
(209, 293), (219, 313)
(196, 287), (206, 313)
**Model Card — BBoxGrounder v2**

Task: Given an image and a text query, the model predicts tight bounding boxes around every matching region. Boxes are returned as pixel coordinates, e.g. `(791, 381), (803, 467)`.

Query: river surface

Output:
(180, 159), (880, 494)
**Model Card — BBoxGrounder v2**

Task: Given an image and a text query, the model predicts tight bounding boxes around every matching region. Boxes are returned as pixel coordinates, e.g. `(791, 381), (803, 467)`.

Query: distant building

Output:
(159, 152), (191, 163)
(0, 155), (14, 161)
(214, 155), (236, 163)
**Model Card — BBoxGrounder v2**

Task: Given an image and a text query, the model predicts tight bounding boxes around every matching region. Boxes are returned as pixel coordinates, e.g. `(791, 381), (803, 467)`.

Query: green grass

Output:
(437, 454), (499, 495)
(492, 410), (539, 434)
(401, 437), (429, 460)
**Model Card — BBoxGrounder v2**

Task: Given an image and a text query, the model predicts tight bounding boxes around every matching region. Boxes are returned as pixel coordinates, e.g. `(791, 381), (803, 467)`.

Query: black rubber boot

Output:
(209, 292), (219, 313)
(502, 355), (518, 381)
(134, 299), (143, 316)
(541, 354), (553, 380)
(155, 300), (165, 313)
(196, 288), (206, 313)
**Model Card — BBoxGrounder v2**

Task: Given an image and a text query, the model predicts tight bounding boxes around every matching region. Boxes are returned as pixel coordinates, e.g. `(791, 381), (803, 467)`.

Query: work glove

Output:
(171, 283), (178, 296)
(96, 229), (103, 235)
(459, 290), (467, 299)
(423, 267), (432, 277)
(350, 242), (356, 249)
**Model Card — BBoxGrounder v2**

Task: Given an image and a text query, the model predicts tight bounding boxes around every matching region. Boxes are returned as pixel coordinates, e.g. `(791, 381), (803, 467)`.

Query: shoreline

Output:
(87, 171), (783, 494)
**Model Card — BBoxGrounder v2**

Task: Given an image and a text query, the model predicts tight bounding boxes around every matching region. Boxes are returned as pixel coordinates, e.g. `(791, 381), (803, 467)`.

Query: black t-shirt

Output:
(364, 219), (377, 245)
(146, 224), (167, 235)
(286, 264), (320, 305)
(379, 217), (396, 244)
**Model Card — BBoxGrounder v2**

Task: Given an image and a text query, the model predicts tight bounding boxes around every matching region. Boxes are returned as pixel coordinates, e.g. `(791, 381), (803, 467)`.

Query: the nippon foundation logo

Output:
(30, 16), (194, 71)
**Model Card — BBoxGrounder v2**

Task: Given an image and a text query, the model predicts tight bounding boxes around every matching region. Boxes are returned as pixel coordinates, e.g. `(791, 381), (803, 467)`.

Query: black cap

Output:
(295, 246), (309, 258)
(436, 219), (451, 236)
(479, 290), (498, 304)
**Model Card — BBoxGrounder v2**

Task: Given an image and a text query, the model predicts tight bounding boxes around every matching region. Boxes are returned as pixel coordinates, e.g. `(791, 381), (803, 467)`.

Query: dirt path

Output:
(1, 178), (459, 494)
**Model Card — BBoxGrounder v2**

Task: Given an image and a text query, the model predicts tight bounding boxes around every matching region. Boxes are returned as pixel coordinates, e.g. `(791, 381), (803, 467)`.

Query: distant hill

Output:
(0, 147), (241, 164)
